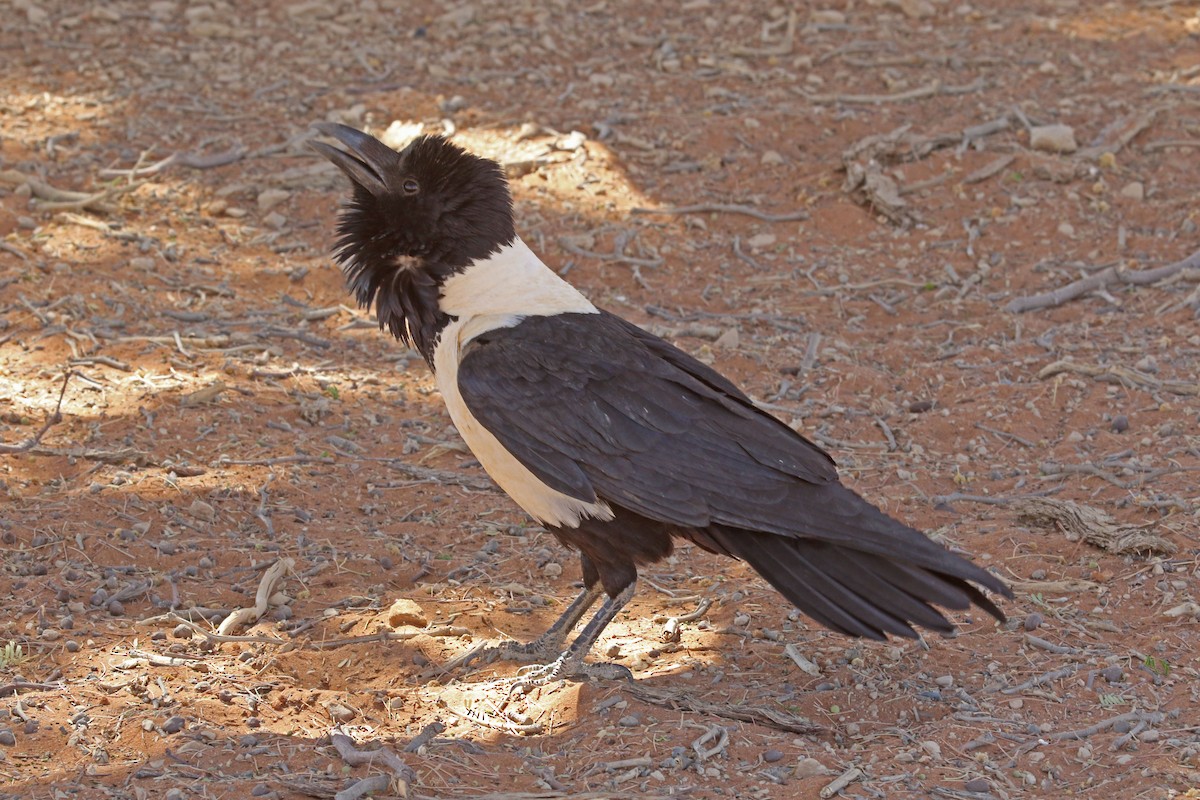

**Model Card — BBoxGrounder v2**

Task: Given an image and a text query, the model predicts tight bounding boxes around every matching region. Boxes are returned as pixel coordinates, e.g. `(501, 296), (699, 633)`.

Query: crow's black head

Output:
(311, 123), (515, 352)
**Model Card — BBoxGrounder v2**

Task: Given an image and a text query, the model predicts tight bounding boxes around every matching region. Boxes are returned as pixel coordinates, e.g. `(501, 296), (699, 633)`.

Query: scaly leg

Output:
(433, 584), (604, 675)
(512, 581), (638, 685)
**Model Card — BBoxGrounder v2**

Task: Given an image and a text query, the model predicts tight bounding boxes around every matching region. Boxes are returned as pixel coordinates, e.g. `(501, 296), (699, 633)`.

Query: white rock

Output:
(794, 758), (829, 779)
(811, 10), (845, 25)
(714, 328), (740, 350)
(257, 189), (290, 212)
(747, 232), (776, 249)
(760, 150), (785, 165)
(897, 0), (936, 18)
(1030, 124), (1077, 154)
(1119, 181), (1144, 201)
(1057, 222), (1075, 238)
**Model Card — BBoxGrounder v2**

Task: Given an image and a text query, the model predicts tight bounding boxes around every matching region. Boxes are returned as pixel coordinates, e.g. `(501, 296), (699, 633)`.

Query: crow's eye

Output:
(402, 178), (419, 195)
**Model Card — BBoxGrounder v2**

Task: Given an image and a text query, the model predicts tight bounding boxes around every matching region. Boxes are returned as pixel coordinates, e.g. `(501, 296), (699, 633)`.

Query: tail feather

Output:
(726, 531), (923, 640)
(712, 524), (1009, 641)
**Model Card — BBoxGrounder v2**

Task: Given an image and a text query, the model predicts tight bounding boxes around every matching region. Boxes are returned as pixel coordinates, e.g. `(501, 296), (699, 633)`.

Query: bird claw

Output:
(509, 653), (633, 688)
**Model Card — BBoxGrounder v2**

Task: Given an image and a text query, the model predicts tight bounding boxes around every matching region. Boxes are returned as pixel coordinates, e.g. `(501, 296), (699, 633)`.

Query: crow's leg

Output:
(511, 581), (638, 685)
(432, 583), (604, 675)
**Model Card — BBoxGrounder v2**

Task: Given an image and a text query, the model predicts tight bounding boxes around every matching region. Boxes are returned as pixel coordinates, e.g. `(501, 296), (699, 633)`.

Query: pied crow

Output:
(311, 123), (1011, 679)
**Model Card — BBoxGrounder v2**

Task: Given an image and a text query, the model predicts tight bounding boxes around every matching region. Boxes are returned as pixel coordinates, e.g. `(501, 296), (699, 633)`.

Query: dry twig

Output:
(1006, 247), (1200, 313)
(0, 371), (70, 454)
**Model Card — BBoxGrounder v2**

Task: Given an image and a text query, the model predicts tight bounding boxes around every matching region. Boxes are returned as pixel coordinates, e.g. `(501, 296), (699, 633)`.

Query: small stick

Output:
(1025, 634), (1076, 655)
(1006, 246), (1200, 313)
(974, 422), (1036, 448)
(1142, 139), (1200, 153)
(820, 767), (864, 799)
(800, 331), (821, 373)
(558, 238), (662, 268)
(331, 732), (414, 780)
(1001, 665), (1077, 695)
(961, 153), (1016, 185)
(633, 203), (809, 222)
(731, 236), (765, 270)
(307, 625), (471, 650)
(163, 614), (286, 645)
(335, 775), (390, 800)
(402, 721), (446, 753)
(0, 371), (71, 454)
(807, 78), (985, 106)
(0, 682), (64, 697)
(216, 558), (294, 636)
(874, 417), (898, 451)
(1048, 710), (1163, 742)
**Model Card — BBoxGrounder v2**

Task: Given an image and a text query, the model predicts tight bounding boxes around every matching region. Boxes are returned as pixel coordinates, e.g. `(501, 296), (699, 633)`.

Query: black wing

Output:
(458, 313), (941, 553)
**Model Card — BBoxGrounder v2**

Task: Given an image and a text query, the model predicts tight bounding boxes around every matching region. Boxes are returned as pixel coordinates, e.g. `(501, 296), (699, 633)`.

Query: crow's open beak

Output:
(310, 122), (397, 196)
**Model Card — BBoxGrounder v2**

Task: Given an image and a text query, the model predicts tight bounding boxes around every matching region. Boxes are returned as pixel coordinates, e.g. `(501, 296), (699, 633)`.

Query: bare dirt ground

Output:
(2, 1), (1199, 798)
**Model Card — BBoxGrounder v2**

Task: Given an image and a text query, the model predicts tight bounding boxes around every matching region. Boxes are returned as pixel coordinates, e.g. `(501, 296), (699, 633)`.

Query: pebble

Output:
(541, 562), (563, 578)
(920, 740), (942, 759)
(1030, 124), (1078, 154)
(172, 624), (193, 639)
(0, 730), (14, 746)
(162, 716), (186, 734)
(188, 498), (216, 522)
(1134, 354), (1157, 373)
(107, 600), (125, 617)
(617, 714), (641, 727)
(251, 784), (272, 797)
(1111, 414), (1129, 433)
(1024, 612), (1044, 631)
(239, 734), (259, 747)
(256, 189), (290, 212)
(934, 675), (954, 688)
(1057, 222), (1075, 238)
(746, 232), (776, 250)
(1119, 181), (1144, 201)
(1066, 430), (1084, 443)
(386, 598), (428, 629)
(811, 10), (845, 25)
(165, 789), (185, 800)
(1100, 666), (1124, 683)
(763, 749), (784, 763)
(760, 150), (784, 165)
(964, 778), (991, 793)
(795, 757), (828, 779)
(22, 721), (36, 735)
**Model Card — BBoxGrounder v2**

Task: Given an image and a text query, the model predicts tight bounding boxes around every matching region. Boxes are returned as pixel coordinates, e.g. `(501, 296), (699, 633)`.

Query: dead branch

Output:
(1012, 495), (1176, 555)
(1048, 710), (1164, 741)
(1037, 360), (1199, 397)
(1076, 107), (1165, 160)
(216, 558), (294, 635)
(624, 683), (823, 735)
(632, 203), (809, 222)
(807, 78), (986, 105)
(961, 153), (1016, 185)
(0, 372), (70, 454)
(1006, 246), (1200, 313)
(306, 625), (471, 650)
(1000, 665), (1078, 695)
(1143, 139), (1200, 153)
(330, 731), (414, 781)
(98, 146), (249, 178)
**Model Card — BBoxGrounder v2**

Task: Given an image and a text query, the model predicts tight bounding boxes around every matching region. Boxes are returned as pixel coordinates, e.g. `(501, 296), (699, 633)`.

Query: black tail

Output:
(709, 490), (1011, 640)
